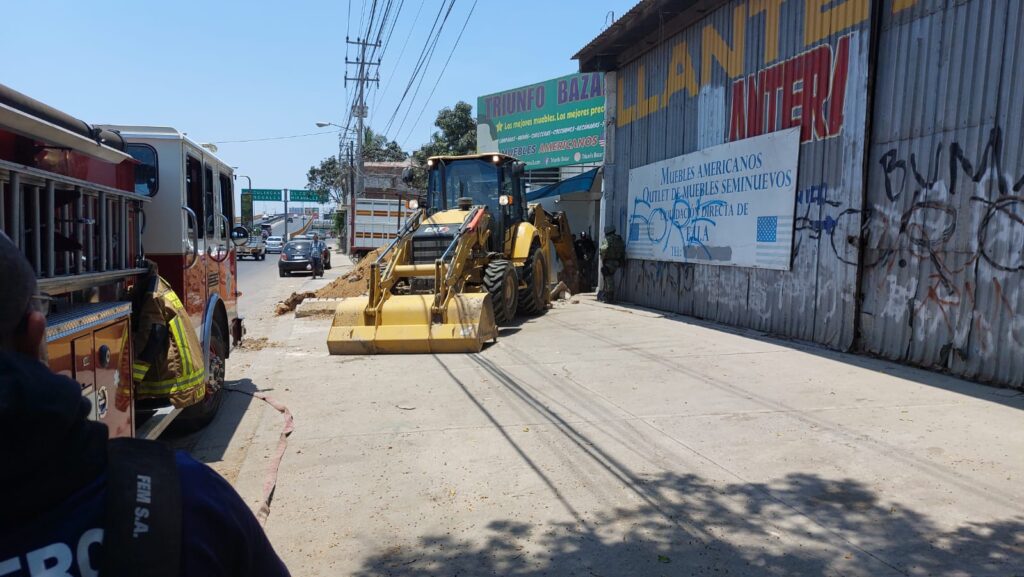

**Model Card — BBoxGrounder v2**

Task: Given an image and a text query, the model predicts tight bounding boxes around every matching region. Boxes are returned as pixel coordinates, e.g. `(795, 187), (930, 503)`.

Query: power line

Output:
(373, 0), (421, 126)
(401, 0), (477, 147)
(391, 0), (456, 140)
(212, 130), (341, 144)
(382, 0), (455, 139)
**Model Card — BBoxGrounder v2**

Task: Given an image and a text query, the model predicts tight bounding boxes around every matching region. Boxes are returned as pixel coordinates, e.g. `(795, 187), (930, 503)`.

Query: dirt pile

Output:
(275, 291), (317, 315)
(316, 247), (388, 299)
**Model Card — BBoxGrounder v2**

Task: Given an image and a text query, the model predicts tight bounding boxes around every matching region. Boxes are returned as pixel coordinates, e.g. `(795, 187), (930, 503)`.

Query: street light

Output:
(315, 122), (352, 206)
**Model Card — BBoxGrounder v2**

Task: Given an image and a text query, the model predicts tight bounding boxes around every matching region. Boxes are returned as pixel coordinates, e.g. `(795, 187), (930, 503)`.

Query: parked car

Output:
(279, 240), (321, 277)
(265, 236), (284, 253)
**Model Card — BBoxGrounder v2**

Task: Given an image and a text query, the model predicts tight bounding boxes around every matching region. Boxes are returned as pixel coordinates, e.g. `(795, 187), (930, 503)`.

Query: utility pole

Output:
(345, 36), (380, 202)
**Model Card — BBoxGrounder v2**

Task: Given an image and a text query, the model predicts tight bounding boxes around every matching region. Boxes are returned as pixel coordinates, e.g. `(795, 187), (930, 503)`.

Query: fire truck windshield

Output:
(126, 144), (159, 196)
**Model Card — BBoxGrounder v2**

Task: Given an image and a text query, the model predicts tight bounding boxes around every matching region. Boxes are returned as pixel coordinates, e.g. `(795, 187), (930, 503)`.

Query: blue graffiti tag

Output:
(629, 192), (727, 260)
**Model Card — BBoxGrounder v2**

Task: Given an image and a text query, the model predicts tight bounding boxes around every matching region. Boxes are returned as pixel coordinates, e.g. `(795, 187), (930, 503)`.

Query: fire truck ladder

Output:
(0, 159), (150, 296)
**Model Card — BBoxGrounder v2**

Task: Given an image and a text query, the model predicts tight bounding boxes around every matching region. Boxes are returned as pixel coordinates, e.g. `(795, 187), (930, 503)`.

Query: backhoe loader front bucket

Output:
(326, 293), (498, 354)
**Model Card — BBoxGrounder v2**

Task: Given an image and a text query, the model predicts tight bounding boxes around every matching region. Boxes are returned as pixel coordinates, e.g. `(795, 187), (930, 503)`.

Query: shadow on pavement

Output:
(392, 355), (1024, 577)
(352, 471), (1023, 577)
(166, 377), (256, 464)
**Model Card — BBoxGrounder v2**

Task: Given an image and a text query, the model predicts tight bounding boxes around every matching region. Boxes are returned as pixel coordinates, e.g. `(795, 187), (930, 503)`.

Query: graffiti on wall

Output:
(867, 125), (1024, 359)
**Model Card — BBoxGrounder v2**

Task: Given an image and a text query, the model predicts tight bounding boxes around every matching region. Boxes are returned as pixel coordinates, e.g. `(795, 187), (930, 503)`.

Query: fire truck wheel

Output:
(177, 321), (226, 431)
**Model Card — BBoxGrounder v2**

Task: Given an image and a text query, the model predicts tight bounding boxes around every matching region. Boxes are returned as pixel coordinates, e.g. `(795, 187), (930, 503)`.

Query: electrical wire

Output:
(212, 130), (340, 144)
(390, 0), (456, 140)
(400, 0), (477, 147)
(382, 0), (455, 139)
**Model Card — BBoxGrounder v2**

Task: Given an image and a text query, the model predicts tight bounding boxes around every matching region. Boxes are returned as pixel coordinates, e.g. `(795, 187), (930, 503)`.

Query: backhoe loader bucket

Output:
(327, 293), (498, 354)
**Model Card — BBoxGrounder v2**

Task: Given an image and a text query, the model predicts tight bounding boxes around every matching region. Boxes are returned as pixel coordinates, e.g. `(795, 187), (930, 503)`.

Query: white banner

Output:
(626, 128), (800, 270)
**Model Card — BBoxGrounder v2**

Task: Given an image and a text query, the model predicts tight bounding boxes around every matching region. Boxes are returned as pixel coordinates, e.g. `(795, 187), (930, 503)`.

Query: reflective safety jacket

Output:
(131, 276), (207, 408)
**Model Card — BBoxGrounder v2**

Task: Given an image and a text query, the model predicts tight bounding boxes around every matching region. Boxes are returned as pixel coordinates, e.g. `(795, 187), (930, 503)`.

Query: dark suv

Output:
(278, 240), (318, 277)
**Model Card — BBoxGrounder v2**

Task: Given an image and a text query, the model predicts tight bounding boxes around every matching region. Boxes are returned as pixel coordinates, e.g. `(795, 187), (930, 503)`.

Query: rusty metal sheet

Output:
(860, 0), (1024, 387)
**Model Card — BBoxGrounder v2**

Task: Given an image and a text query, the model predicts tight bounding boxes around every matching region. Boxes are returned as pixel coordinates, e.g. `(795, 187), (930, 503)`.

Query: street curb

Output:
(295, 298), (343, 318)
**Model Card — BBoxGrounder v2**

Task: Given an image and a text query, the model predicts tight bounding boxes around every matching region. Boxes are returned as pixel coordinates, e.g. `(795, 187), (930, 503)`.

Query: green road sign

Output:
(289, 189), (319, 202)
(243, 188), (282, 202)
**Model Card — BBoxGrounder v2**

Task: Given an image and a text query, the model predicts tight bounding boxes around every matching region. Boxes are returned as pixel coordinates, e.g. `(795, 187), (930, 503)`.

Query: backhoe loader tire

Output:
(518, 241), (548, 315)
(484, 259), (518, 326)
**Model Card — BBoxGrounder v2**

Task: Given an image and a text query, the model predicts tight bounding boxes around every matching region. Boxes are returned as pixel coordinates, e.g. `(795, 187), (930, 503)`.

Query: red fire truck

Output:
(0, 84), (244, 438)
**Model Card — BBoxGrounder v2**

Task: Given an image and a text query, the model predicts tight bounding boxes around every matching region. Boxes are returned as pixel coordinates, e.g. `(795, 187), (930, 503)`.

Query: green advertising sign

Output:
(240, 192), (254, 230)
(289, 189), (319, 202)
(244, 188), (282, 202)
(477, 72), (605, 169)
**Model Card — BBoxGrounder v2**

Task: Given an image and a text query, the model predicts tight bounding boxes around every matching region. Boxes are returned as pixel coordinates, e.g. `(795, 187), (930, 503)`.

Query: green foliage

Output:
(306, 155), (345, 204)
(332, 209), (347, 238)
(363, 127), (408, 162)
(410, 101), (477, 189)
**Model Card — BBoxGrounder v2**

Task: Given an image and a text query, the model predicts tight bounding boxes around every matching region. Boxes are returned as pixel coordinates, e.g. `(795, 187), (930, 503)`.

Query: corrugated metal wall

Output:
(860, 0), (1024, 386)
(607, 0), (872, 350)
(605, 0), (1024, 388)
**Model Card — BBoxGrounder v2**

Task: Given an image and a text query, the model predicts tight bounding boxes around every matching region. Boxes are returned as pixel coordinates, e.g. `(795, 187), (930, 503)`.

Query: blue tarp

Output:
(525, 167), (602, 202)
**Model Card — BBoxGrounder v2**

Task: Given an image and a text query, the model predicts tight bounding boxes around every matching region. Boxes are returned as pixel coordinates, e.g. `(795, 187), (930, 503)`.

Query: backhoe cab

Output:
(327, 153), (577, 354)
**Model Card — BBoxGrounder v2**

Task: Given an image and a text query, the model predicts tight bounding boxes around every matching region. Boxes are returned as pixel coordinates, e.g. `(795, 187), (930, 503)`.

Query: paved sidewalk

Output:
(203, 293), (1024, 576)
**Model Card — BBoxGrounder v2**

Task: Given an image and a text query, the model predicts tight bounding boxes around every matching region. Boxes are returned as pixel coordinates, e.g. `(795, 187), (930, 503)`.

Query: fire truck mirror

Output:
(230, 226), (251, 247)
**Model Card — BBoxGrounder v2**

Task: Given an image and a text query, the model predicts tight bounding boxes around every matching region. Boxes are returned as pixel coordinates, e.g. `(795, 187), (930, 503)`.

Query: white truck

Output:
(350, 197), (415, 259)
(236, 233), (266, 260)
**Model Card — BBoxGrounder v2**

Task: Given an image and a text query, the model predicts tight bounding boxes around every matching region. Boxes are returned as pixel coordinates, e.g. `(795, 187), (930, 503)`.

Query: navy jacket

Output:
(0, 351), (290, 576)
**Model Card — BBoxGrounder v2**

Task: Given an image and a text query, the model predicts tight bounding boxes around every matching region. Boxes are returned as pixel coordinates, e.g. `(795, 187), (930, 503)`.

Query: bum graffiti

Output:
(865, 125), (1024, 361)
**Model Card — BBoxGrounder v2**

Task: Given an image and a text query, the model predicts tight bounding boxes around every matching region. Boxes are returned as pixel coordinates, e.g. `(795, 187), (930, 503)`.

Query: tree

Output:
(362, 128), (407, 162)
(408, 101), (477, 190)
(306, 155), (347, 204)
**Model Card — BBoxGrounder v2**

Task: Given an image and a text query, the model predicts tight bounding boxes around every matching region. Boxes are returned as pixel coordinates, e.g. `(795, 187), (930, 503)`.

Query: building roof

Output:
(364, 159), (414, 169)
(573, 0), (725, 72)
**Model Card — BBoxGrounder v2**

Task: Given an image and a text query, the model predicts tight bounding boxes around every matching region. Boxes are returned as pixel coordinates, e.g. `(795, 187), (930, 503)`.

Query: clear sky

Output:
(1, 0), (633, 208)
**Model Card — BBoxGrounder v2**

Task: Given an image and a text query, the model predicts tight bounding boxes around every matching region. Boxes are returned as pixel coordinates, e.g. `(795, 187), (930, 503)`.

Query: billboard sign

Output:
(477, 72), (605, 169)
(626, 128), (800, 270)
(240, 192), (253, 230)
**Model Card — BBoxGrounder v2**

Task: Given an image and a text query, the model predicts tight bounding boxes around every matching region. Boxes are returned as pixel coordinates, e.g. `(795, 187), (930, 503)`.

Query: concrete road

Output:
(181, 255), (1024, 576)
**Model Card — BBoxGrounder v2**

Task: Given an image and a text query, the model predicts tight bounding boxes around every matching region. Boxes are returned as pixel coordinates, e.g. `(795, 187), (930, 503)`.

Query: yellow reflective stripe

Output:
(132, 361), (151, 381)
(169, 317), (194, 375)
(164, 290), (184, 310)
(136, 369), (206, 395)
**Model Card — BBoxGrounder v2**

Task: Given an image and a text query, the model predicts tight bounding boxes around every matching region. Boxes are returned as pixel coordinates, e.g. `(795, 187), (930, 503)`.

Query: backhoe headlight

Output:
(407, 199), (419, 210)
(498, 194), (511, 206)
(492, 155), (501, 163)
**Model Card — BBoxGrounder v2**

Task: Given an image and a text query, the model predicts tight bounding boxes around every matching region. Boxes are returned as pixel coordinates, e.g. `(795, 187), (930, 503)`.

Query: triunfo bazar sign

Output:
(477, 72), (605, 169)
(626, 128), (800, 270)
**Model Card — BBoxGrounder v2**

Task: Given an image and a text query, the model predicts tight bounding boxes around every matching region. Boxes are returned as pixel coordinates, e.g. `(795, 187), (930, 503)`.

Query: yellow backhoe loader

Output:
(327, 153), (579, 354)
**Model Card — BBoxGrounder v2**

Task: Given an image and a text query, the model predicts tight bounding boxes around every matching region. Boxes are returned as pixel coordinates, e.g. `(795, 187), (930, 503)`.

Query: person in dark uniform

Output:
(0, 232), (290, 577)
(599, 225), (625, 303)
(574, 231), (597, 292)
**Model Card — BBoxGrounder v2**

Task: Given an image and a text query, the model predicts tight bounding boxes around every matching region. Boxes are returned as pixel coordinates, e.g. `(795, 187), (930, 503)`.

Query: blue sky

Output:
(1, 0), (632, 204)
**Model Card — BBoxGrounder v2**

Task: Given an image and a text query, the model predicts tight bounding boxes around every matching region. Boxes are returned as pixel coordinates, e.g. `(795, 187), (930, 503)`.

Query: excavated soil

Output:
(275, 291), (317, 315)
(315, 248), (388, 299)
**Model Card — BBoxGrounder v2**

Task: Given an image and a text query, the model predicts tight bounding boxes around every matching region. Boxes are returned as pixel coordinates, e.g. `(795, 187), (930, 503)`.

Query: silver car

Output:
(265, 236), (284, 253)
